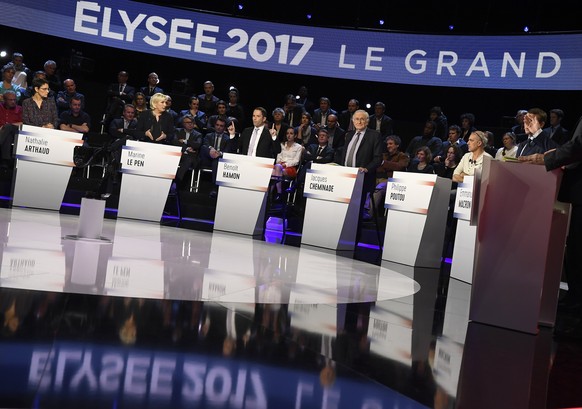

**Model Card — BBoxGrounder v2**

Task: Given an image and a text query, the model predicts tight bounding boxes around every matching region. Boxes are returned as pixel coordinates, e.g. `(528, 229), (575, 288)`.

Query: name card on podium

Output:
(12, 125), (84, 210)
(385, 175), (435, 214)
(16, 125), (83, 166)
(453, 177), (474, 221)
(120, 140), (182, 179)
(216, 153), (275, 191)
(304, 165), (358, 203)
(117, 140), (182, 222)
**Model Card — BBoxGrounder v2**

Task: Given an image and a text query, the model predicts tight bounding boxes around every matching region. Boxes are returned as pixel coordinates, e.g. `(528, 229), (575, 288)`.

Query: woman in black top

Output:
(135, 92), (175, 143)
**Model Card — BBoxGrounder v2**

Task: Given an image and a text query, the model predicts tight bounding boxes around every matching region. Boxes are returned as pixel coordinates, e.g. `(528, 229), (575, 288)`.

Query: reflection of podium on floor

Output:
(300, 163), (363, 251)
(469, 157), (570, 334)
(213, 153), (275, 236)
(117, 140), (182, 222)
(12, 125), (83, 210)
(382, 172), (452, 267)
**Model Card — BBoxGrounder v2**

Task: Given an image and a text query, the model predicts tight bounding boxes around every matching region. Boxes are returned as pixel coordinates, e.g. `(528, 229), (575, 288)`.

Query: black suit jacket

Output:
(545, 125), (569, 146)
(545, 116), (582, 205)
(108, 117), (137, 140)
(202, 132), (236, 158)
(312, 108), (338, 127)
(173, 128), (203, 151)
(367, 114), (394, 138)
(107, 83), (135, 104)
(238, 126), (281, 159)
(337, 129), (383, 191)
(304, 143), (335, 164)
(516, 130), (557, 157)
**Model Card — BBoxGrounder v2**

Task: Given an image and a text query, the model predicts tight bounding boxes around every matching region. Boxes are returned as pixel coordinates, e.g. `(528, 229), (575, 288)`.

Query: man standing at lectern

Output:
(519, 115), (582, 337)
(336, 109), (383, 223)
(238, 107), (281, 159)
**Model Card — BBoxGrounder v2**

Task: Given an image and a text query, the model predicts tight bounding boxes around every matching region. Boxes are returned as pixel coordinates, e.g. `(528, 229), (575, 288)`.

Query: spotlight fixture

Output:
(448, 25), (454, 31)
(379, 19), (385, 26)
(237, 4), (243, 11)
(523, 26), (529, 32)
(0, 51), (6, 58)
(306, 14), (312, 20)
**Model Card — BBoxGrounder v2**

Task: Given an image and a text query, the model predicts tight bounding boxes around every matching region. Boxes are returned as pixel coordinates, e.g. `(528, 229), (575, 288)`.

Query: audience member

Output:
(429, 106), (448, 140)
(303, 128), (335, 164)
(546, 108), (569, 146)
(108, 103), (138, 141)
(433, 124), (467, 164)
(338, 98), (360, 131)
(10, 52), (31, 90)
(407, 146), (434, 174)
(206, 99), (228, 131)
(59, 96), (91, 134)
(178, 95), (207, 133)
(201, 116), (235, 197)
(459, 112), (476, 142)
(406, 120), (442, 160)
(511, 109), (528, 143)
(295, 112), (317, 148)
(269, 107), (290, 143)
(22, 77), (58, 129)
(434, 144), (462, 179)
(134, 93), (174, 143)
(197, 80), (220, 117)
(516, 107), (557, 157)
(365, 135), (409, 219)
(172, 114), (204, 192)
(296, 85), (315, 115)
(43, 60), (62, 93)
(103, 70), (135, 127)
(453, 130), (493, 183)
(324, 113), (346, 157)
(139, 72), (163, 105)
(132, 91), (148, 118)
(225, 87), (245, 128)
(0, 90), (22, 168)
(272, 127), (303, 201)
(494, 131), (518, 160)
(283, 93), (305, 128)
(0, 64), (22, 102)
(21, 70), (52, 102)
(312, 97), (337, 130)
(164, 95), (180, 124)
(368, 101), (394, 139)
(56, 78), (85, 114)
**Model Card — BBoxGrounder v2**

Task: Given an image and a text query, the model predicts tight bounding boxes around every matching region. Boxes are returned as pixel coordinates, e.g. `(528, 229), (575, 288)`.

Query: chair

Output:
(190, 165), (213, 193)
(79, 132), (111, 179)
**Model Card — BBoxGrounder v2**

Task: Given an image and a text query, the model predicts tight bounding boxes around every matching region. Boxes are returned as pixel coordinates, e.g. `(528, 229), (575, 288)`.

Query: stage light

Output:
(523, 26), (529, 32)
(365, 103), (371, 109)
(379, 19), (385, 26)
(306, 14), (312, 20)
(448, 25), (454, 31)
(237, 4), (243, 11)
(0, 51), (6, 58)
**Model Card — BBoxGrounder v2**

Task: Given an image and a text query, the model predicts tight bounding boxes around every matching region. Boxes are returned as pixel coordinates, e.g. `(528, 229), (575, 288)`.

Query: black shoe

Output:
(209, 190), (217, 199)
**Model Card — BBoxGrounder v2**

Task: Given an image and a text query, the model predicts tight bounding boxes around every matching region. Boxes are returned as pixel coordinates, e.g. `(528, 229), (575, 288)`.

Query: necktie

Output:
(248, 127), (260, 156)
(345, 132), (361, 167)
(119, 84), (124, 93)
(185, 132), (190, 142)
(214, 134), (220, 149)
(123, 119), (128, 129)
(316, 146), (323, 157)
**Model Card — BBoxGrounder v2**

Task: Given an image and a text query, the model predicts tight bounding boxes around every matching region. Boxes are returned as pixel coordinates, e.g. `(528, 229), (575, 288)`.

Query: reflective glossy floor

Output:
(0, 204), (581, 409)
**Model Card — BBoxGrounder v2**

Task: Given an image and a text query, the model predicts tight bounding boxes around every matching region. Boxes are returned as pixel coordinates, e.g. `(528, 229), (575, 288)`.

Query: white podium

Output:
(300, 163), (363, 251)
(213, 153), (275, 236)
(450, 176), (477, 283)
(117, 140), (182, 222)
(382, 172), (452, 267)
(12, 125), (83, 210)
(469, 157), (569, 334)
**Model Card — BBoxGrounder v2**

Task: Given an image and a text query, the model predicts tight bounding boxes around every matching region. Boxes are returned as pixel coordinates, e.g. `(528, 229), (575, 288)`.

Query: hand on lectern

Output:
(518, 153), (545, 165)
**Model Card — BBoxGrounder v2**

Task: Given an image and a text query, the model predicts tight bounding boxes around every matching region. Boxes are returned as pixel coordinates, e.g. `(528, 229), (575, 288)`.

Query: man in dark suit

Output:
(545, 108), (569, 146)
(139, 72), (163, 105)
(520, 115), (582, 337)
(516, 108), (557, 158)
(173, 114), (203, 190)
(337, 109), (383, 225)
(312, 97), (337, 130)
(303, 128), (335, 164)
(200, 116), (236, 197)
(107, 103), (138, 183)
(238, 107), (281, 159)
(103, 70), (135, 128)
(283, 94), (305, 128)
(368, 101), (394, 139)
(338, 98), (360, 131)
